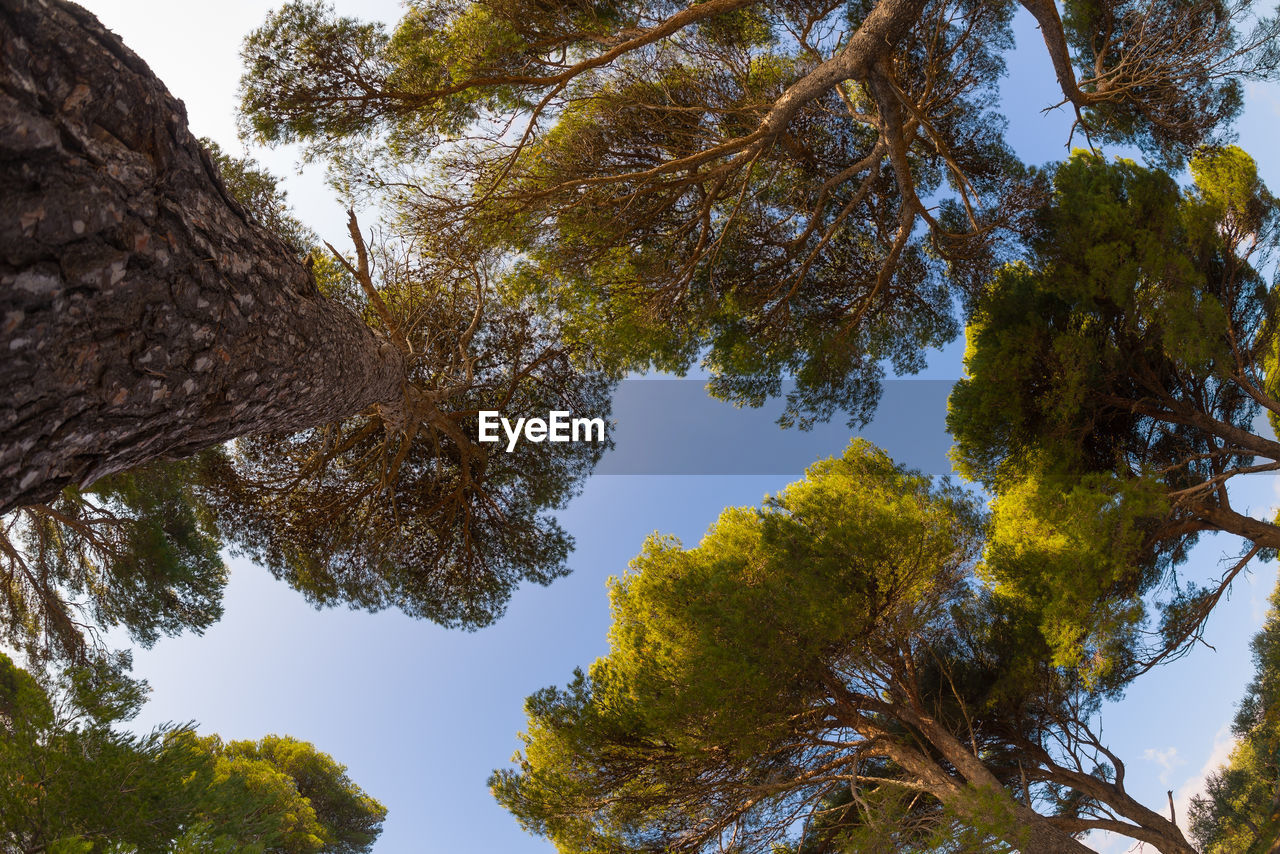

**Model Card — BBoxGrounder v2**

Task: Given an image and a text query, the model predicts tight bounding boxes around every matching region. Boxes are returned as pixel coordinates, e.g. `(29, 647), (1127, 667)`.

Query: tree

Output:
(0, 651), (386, 854)
(1, 0), (613, 637)
(0, 652), (204, 854)
(0, 455), (226, 667)
(947, 146), (1280, 680)
(1189, 575), (1280, 853)
(491, 441), (1202, 854)
(179, 734), (387, 854)
(201, 289), (612, 628)
(238, 0), (1279, 428)
(188, 158), (612, 629)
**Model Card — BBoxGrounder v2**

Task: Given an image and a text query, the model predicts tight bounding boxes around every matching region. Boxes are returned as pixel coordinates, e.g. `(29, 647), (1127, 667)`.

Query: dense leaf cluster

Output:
(949, 147), (1280, 681)
(0, 652), (386, 853)
(237, 0), (1278, 427)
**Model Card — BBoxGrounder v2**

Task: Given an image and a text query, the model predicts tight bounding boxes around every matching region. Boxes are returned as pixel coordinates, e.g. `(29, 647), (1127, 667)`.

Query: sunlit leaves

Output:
(0, 653), (386, 854)
(1189, 576), (1280, 853)
(492, 441), (997, 853)
(948, 148), (1278, 679)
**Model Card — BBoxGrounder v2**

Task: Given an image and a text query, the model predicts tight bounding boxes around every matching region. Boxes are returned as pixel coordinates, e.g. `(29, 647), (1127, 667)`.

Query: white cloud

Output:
(1081, 829), (1127, 853)
(1088, 730), (1235, 851)
(1143, 746), (1185, 786)
(1171, 725), (1237, 834)
(1084, 744), (1202, 853)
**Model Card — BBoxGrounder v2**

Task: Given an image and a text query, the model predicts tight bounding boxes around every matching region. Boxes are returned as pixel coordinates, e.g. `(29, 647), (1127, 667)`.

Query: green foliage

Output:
(491, 441), (1075, 853)
(0, 652), (385, 854)
(948, 147), (1279, 678)
(979, 470), (1169, 684)
(242, 0), (651, 154)
(239, 2), (395, 156)
(952, 150), (1256, 486)
(1057, 0), (1267, 165)
(237, 0), (1039, 429)
(1190, 575), (1280, 853)
(183, 734), (387, 854)
(597, 443), (982, 746)
(227, 735), (386, 854)
(201, 252), (613, 628)
(432, 0), (1019, 428)
(236, 0), (1279, 429)
(203, 79), (615, 633)
(0, 456), (226, 666)
(0, 652), (208, 853)
(490, 441), (1212, 852)
(1190, 143), (1275, 231)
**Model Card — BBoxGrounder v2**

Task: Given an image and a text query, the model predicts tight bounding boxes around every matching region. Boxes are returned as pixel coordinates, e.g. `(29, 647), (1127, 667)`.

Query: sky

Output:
(68, 1), (1280, 850)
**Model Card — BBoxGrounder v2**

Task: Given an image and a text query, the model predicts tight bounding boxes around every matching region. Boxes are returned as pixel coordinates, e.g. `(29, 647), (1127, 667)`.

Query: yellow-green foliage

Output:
(981, 471), (1168, 683)
(1190, 146), (1270, 233)
(600, 443), (980, 748)
(949, 147), (1277, 685)
(493, 441), (985, 852)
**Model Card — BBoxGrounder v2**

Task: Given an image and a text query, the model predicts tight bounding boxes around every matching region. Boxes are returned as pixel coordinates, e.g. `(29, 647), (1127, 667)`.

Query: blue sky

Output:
(75, 1), (1280, 850)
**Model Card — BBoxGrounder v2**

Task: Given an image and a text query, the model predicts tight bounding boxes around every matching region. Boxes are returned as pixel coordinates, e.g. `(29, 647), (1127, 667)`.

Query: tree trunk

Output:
(0, 0), (407, 514)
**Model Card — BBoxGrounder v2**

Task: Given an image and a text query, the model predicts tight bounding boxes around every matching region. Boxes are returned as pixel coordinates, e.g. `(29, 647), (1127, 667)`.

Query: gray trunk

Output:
(0, 0), (406, 513)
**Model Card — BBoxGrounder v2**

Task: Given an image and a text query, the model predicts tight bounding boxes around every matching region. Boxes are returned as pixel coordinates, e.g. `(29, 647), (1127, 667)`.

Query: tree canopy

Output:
(10, 0), (1280, 655)
(238, 0), (1280, 426)
(6, 0), (1280, 850)
(0, 457), (226, 668)
(1, 0), (615, 655)
(0, 113), (612, 667)
(948, 145), (1280, 681)
(179, 103), (615, 631)
(0, 651), (385, 854)
(195, 132), (613, 629)
(193, 188), (612, 628)
(492, 441), (1201, 854)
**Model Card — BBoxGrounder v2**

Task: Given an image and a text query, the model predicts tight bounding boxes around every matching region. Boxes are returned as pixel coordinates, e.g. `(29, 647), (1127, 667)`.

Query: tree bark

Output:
(0, 0), (407, 514)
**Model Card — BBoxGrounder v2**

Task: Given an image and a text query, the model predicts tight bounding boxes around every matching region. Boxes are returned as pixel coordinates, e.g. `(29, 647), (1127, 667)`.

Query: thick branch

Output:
(1019, 0), (1089, 108)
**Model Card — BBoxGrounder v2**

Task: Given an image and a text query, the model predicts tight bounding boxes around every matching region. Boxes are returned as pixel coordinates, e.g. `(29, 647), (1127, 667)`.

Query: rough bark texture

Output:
(0, 0), (407, 514)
